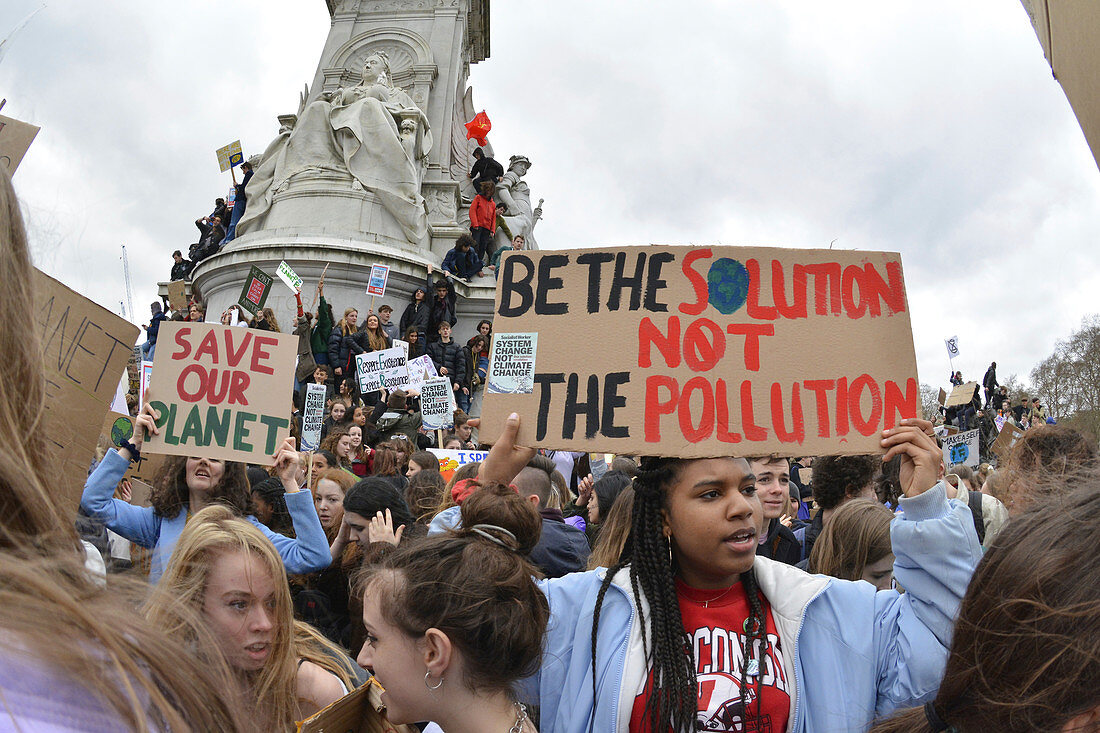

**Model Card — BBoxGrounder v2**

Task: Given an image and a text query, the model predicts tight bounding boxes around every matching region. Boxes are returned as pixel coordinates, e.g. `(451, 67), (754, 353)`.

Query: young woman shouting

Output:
(478, 414), (980, 732)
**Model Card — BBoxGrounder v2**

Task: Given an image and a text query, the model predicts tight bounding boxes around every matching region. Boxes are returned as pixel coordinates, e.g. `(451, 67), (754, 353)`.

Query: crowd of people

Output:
(936, 360), (1057, 464)
(6, 161), (1100, 733)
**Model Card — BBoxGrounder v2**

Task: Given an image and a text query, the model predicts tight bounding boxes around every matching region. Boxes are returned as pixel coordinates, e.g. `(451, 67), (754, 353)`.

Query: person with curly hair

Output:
(798, 454), (880, 565)
(81, 405), (330, 583)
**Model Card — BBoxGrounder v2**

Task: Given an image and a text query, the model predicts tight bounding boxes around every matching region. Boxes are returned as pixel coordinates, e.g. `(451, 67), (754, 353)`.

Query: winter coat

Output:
(310, 296), (334, 356)
(529, 509), (591, 579)
(294, 316), (318, 383)
(757, 517), (802, 566)
(328, 325), (357, 373)
(375, 409), (422, 446)
(428, 281), (458, 335)
(441, 247), (484, 280)
(469, 193), (497, 233)
(428, 339), (466, 389)
(170, 259), (193, 281)
(400, 300), (430, 342)
(527, 484), (980, 732)
(146, 312), (167, 344)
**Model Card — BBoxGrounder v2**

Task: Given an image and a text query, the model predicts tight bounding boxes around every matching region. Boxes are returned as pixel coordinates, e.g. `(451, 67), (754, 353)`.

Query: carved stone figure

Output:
(493, 154), (543, 251)
(237, 51), (433, 243)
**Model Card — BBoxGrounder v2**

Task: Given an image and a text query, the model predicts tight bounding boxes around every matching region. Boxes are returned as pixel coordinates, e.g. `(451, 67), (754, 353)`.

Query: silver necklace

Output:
(508, 702), (529, 733)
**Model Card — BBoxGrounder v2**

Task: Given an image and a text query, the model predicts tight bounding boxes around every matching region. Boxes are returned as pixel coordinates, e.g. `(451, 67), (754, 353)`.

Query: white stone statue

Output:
(237, 51), (433, 243)
(492, 154), (543, 251)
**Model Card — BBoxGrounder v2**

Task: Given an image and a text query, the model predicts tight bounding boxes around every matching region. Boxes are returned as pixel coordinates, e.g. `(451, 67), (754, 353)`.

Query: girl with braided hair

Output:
(477, 413), (981, 732)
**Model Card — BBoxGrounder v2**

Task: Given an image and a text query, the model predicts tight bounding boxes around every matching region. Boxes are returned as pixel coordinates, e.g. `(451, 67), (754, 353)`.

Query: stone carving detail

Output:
(493, 155), (543, 251)
(237, 50), (433, 243)
(425, 185), (458, 223)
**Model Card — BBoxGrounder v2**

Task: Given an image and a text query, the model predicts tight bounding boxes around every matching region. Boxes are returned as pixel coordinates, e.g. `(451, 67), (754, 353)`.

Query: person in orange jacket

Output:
(468, 179), (497, 262)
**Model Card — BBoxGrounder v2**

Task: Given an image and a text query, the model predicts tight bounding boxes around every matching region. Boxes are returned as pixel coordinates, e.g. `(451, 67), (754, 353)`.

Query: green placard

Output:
(237, 265), (274, 316)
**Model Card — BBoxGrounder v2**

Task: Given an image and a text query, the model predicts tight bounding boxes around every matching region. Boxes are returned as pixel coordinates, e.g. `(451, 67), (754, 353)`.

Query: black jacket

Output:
(328, 327), (356, 372)
(170, 259), (193, 281)
(428, 339), (466, 388)
(982, 366), (998, 391)
(756, 518), (801, 566)
(399, 300), (430, 340)
(470, 155), (504, 183)
(795, 511), (825, 570)
(529, 509), (590, 579)
(427, 280), (458, 336)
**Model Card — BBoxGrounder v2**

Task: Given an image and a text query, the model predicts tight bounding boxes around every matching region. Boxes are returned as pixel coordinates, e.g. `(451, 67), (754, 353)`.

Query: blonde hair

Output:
(0, 168), (244, 730)
(339, 307), (359, 336)
(146, 505), (299, 730)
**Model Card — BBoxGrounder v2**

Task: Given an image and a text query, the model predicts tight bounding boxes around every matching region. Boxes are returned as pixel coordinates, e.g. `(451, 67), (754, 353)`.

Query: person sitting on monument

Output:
(169, 250), (193, 281)
(441, 232), (486, 281)
(140, 301), (167, 361)
(190, 215), (225, 263)
(469, 146), (504, 194)
(468, 180), (498, 262)
(488, 233), (525, 278)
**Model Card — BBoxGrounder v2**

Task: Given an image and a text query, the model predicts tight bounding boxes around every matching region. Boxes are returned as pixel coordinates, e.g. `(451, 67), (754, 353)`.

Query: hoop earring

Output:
(667, 536), (673, 566)
(424, 671), (444, 691)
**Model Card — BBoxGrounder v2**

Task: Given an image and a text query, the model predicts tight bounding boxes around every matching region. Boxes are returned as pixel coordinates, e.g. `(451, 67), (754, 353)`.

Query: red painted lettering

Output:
(193, 330), (220, 362)
(638, 316), (680, 368)
(884, 378), (918, 426)
(862, 261), (906, 316)
(177, 364), (205, 402)
(835, 376), (849, 436)
(645, 375), (679, 442)
(228, 370), (251, 406)
(841, 265), (868, 319)
(683, 319), (725, 371)
(714, 379), (742, 444)
(679, 249), (711, 315)
(848, 374), (883, 436)
(740, 380), (767, 441)
(250, 336), (278, 375)
(679, 377), (715, 442)
(770, 382), (805, 444)
(171, 327), (193, 360)
(803, 263), (842, 316)
(745, 259), (777, 320)
(802, 379), (834, 438)
(725, 323), (775, 371)
(772, 260), (807, 319)
(224, 329), (254, 367)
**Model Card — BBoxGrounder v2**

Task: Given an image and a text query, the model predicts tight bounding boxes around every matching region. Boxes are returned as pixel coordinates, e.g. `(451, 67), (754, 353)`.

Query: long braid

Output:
(739, 568), (770, 728)
(591, 459), (697, 732)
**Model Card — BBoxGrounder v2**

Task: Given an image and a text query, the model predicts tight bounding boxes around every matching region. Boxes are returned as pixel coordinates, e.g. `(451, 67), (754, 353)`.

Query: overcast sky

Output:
(2, 0), (1097, 391)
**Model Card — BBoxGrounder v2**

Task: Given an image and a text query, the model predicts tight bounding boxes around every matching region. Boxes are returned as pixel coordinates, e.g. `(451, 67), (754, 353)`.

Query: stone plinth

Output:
(188, 238), (496, 347)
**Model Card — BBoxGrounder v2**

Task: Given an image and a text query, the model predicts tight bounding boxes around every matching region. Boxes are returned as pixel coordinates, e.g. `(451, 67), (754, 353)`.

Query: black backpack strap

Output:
(967, 489), (986, 544)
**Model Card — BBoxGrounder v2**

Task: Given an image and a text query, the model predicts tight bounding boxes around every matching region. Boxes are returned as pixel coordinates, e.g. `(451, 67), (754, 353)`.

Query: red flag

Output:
(465, 111), (492, 146)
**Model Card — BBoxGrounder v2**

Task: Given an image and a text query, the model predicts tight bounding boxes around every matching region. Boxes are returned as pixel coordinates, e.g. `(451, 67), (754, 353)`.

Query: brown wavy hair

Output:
(871, 482), (1100, 733)
(149, 455), (251, 518)
(587, 485), (635, 570)
(360, 482), (548, 695)
(1003, 424), (1098, 512)
(0, 168), (245, 730)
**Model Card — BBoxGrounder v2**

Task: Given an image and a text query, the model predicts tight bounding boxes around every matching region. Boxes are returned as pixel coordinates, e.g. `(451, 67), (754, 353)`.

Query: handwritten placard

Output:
(480, 246), (919, 458)
(35, 270), (139, 511)
(144, 323), (297, 464)
(355, 346), (408, 392)
(427, 448), (490, 482)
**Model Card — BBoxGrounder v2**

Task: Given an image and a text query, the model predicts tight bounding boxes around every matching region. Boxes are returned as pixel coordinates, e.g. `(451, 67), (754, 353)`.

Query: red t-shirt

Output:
(629, 579), (791, 732)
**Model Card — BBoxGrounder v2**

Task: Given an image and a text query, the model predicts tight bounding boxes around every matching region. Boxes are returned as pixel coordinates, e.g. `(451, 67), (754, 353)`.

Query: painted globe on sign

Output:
(706, 258), (750, 315)
(110, 417), (134, 447)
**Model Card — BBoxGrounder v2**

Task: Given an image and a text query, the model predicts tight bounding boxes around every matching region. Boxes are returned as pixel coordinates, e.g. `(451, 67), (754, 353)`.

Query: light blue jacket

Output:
(80, 449), (331, 583)
(527, 483), (980, 732)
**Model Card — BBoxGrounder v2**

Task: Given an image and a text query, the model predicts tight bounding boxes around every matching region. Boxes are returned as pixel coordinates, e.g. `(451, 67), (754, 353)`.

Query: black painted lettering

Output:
(499, 255), (535, 317)
(563, 373), (600, 439)
(601, 372), (631, 438)
(644, 251), (673, 312)
(534, 373), (566, 441)
(577, 251), (615, 313)
(608, 252), (646, 311)
(534, 255), (570, 315)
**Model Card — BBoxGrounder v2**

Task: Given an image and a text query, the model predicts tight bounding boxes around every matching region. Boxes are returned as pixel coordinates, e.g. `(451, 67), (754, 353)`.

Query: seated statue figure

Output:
(238, 51), (433, 243)
(492, 154), (542, 252)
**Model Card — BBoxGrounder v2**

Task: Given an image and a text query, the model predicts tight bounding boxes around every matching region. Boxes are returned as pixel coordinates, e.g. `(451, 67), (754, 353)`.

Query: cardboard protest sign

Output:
(942, 429), (980, 469)
(420, 376), (455, 430)
(427, 448), (490, 482)
(100, 411), (168, 495)
(366, 264), (390, 297)
(406, 354), (438, 391)
(937, 387), (947, 406)
(944, 335), (961, 360)
(301, 382), (327, 452)
(393, 339), (409, 361)
(143, 322), (297, 464)
(992, 421), (1024, 462)
(276, 260), (302, 293)
(216, 139), (243, 172)
(944, 382), (979, 408)
(166, 280), (187, 311)
(486, 333), (538, 394)
(298, 679), (418, 733)
(355, 346), (408, 392)
(480, 246), (920, 458)
(34, 270), (139, 510)
(0, 113), (41, 176)
(237, 265), (273, 316)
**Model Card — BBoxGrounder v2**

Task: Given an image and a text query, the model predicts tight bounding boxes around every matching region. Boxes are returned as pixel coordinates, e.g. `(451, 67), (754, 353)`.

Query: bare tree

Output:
(920, 383), (942, 422)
